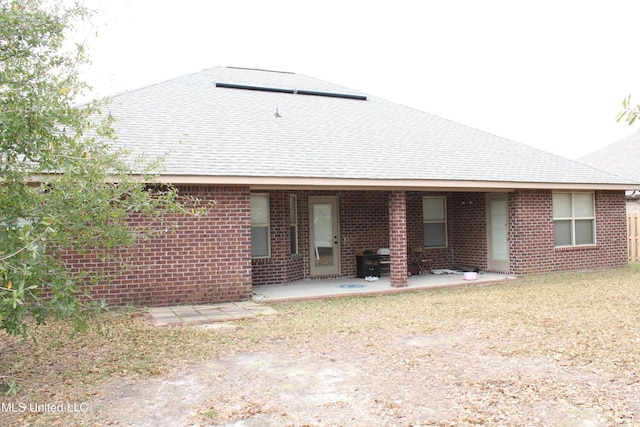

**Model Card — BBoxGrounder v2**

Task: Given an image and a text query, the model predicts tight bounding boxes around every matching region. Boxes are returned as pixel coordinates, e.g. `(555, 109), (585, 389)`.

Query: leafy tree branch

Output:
(616, 95), (640, 126)
(0, 0), (201, 337)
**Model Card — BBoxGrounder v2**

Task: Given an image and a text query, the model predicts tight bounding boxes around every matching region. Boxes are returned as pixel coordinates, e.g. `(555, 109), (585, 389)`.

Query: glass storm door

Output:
(309, 196), (340, 276)
(487, 193), (510, 272)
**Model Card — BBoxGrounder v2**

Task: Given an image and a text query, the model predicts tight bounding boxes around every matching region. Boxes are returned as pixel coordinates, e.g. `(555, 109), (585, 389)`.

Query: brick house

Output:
(68, 66), (638, 306)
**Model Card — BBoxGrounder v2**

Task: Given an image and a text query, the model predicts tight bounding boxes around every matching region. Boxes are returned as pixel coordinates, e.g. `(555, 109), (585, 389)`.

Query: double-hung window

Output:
(251, 194), (270, 258)
(552, 192), (595, 247)
(423, 196), (447, 248)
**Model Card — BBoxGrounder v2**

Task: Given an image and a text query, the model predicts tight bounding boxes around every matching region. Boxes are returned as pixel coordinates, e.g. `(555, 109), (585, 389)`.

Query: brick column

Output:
(389, 191), (408, 288)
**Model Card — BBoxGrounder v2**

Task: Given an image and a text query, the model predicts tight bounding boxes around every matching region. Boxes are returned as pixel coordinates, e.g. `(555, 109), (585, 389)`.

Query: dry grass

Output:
(1, 264), (640, 426)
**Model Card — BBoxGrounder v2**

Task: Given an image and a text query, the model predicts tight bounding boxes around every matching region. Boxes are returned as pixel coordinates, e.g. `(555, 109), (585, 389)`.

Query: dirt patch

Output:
(88, 327), (639, 426)
(5, 269), (640, 426)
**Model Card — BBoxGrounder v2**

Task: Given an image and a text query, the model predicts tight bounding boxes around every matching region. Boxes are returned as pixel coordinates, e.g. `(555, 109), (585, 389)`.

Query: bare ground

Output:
(86, 321), (640, 427)
(2, 267), (640, 426)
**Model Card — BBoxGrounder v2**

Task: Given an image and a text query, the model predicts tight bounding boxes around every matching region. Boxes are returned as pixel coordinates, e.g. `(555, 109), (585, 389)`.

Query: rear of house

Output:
(63, 67), (637, 306)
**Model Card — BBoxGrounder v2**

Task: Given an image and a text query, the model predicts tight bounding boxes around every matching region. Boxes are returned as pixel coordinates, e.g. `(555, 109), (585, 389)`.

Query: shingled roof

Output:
(105, 66), (638, 190)
(579, 130), (640, 186)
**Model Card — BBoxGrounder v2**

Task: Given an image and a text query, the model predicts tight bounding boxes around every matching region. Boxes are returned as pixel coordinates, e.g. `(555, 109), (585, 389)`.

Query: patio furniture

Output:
(410, 246), (432, 275)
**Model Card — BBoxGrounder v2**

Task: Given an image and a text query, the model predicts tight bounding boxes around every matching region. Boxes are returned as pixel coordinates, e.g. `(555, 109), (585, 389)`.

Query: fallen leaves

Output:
(1, 265), (640, 426)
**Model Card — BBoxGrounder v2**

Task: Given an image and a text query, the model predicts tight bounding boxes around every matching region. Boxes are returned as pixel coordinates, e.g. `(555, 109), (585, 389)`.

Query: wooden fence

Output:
(629, 213), (640, 262)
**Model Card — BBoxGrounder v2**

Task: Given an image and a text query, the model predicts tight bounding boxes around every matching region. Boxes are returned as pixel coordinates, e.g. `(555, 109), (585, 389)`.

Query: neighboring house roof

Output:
(105, 66), (638, 191)
(579, 130), (640, 185)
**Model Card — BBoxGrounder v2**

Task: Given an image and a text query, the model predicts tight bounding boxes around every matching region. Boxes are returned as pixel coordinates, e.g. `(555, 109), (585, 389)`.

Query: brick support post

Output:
(389, 191), (408, 288)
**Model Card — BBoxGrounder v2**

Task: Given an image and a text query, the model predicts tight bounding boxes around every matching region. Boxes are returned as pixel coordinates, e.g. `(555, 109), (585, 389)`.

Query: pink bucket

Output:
(463, 272), (478, 280)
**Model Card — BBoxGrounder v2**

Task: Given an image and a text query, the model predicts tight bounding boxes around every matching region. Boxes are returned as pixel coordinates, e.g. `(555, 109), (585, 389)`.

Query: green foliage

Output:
(0, 0), (193, 337)
(1, 375), (20, 396)
(616, 94), (640, 126)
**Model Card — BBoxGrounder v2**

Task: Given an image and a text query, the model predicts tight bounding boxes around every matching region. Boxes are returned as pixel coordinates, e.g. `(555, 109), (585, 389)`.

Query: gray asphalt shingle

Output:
(105, 66), (636, 187)
(579, 130), (640, 183)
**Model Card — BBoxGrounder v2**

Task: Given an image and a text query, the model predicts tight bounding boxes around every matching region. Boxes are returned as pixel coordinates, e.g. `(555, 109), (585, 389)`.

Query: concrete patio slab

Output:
(252, 272), (517, 302)
(146, 273), (514, 326)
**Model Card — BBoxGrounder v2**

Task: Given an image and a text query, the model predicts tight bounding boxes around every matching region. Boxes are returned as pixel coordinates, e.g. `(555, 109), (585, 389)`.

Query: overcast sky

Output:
(70, 0), (640, 160)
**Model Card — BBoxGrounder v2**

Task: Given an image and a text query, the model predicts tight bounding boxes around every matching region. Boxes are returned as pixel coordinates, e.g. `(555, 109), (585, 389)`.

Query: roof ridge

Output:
(224, 66), (295, 75)
(107, 66), (228, 100)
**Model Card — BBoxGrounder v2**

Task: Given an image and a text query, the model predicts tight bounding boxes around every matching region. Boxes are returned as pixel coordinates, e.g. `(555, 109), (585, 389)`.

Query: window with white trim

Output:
(251, 194), (270, 258)
(423, 196), (447, 248)
(552, 192), (595, 247)
(289, 195), (298, 255)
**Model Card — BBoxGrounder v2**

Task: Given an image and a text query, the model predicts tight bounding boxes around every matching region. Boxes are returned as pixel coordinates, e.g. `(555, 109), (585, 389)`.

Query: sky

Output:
(68, 0), (640, 160)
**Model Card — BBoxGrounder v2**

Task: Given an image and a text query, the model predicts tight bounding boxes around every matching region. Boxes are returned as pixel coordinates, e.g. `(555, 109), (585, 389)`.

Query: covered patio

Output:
(252, 271), (516, 302)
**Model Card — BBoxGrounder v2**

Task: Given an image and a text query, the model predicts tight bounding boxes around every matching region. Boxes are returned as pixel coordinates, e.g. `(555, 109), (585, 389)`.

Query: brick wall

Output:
(251, 191), (305, 285)
(257, 189), (629, 286)
(339, 191), (390, 276)
(389, 191), (408, 287)
(509, 189), (628, 274)
(63, 185), (253, 307)
(251, 190), (391, 284)
(406, 192), (485, 269)
(64, 186), (628, 306)
(448, 192), (488, 270)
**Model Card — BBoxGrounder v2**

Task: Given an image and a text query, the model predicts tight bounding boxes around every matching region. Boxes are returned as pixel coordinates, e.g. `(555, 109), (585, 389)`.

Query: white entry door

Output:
(309, 196), (340, 276)
(486, 193), (510, 272)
